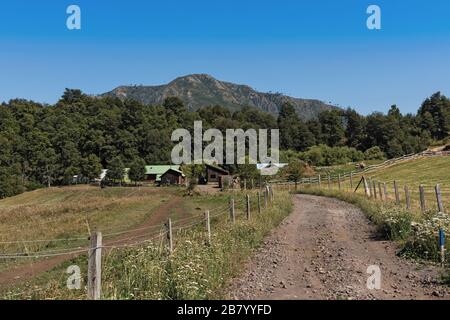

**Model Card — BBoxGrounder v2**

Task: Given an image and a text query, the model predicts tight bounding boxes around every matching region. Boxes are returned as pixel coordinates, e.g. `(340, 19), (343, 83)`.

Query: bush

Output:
(364, 146), (386, 160)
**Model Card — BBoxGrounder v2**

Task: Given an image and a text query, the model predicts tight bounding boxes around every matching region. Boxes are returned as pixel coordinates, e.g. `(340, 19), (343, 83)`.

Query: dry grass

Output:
(0, 186), (173, 260)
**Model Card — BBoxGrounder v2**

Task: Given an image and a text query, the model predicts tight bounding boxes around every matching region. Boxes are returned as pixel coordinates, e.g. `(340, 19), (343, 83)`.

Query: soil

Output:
(229, 194), (450, 300)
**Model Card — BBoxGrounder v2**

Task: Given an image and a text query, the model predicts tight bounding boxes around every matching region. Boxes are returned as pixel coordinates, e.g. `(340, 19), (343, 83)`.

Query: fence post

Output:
(270, 185), (274, 202)
(350, 172), (354, 189)
(166, 218), (173, 254)
(363, 177), (370, 198)
(372, 180), (377, 199)
(246, 194), (251, 220)
(243, 179), (247, 190)
(419, 185), (426, 213)
(338, 174), (341, 190)
(383, 182), (388, 201)
(87, 231), (102, 300)
(230, 198), (235, 223)
(328, 175), (331, 190)
(378, 182), (383, 201)
(257, 192), (261, 214)
(394, 181), (400, 205)
(205, 210), (211, 245)
(318, 175), (321, 188)
(264, 187), (268, 209)
(435, 184), (445, 212)
(404, 185), (411, 210)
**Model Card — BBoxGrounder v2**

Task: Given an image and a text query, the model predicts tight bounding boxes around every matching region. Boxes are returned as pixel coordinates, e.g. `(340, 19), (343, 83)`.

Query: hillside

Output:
(101, 74), (337, 120)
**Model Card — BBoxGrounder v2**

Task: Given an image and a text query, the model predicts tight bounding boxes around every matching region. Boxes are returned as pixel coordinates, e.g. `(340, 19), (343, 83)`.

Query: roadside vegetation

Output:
(296, 156), (450, 267)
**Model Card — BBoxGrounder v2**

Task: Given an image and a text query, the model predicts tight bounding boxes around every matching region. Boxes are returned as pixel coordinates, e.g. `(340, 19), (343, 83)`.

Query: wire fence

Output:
(0, 185), (277, 300)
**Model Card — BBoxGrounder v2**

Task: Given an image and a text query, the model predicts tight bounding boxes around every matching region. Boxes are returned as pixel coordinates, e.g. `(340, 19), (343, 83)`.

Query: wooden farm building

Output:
(144, 165), (182, 184)
(160, 168), (186, 185)
(205, 164), (229, 186)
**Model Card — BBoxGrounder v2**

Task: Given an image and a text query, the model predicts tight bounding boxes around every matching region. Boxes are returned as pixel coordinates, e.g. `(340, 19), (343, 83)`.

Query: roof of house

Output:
(205, 163), (229, 174)
(145, 165), (181, 181)
(161, 168), (185, 177)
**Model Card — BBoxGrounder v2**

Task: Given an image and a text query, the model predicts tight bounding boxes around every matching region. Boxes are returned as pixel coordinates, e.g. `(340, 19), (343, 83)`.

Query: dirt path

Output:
(229, 194), (449, 300)
(0, 196), (183, 289)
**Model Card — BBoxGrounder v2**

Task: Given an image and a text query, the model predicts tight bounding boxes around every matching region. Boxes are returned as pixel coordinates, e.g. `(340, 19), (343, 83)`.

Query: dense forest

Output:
(0, 89), (449, 198)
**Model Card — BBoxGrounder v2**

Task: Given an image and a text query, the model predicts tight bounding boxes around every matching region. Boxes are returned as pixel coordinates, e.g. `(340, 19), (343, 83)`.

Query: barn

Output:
(160, 168), (186, 185)
(144, 165), (181, 183)
(205, 164), (229, 185)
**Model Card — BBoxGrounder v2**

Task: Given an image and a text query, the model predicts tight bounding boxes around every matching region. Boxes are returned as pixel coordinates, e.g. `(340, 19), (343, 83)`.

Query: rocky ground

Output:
(228, 194), (449, 300)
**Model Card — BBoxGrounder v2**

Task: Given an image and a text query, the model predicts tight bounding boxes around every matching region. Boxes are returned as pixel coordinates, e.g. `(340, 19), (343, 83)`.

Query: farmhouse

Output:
(205, 164), (229, 185)
(160, 168), (186, 185)
(144, 165), (181, 183)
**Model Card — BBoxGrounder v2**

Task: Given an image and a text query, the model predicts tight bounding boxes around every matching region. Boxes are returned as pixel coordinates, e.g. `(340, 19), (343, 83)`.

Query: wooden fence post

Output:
(243, 179), (247, 190)
(270, 185), (274, 202)
(88, 231), (102, 300)
(419, 185), (426, 213)
(350, 172), (354, 189)
(394, 181), (400, 205)
(363, 177), (370, 198)
(404, 185), (411, 210)
(338, 174), (341, 190)
(264, 187), (268, 209)
(166, 218), (173, 254)
(230, 198), (235, 223)
(318, 175), (321, 188)
(205, 210), (211, 245)
(383, 182), (388, 201)
(328, 175), (331, 190)
(378, 182), (383, 201)
(372, 180), (377, 199)
(246, 194), (251, 220)
(257, 192), (261, 214)
(435, 184), (445, 212)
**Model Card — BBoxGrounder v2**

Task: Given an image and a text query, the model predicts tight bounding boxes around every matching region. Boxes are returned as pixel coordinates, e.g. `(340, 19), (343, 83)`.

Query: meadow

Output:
(0, 185), (292, 299)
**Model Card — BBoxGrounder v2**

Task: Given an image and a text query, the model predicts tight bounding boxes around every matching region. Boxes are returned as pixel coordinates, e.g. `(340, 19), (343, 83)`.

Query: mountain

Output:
(101, 74), (338, 120)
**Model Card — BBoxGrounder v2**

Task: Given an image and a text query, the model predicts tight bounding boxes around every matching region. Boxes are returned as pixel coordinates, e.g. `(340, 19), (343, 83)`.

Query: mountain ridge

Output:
(101, 74), (338, 119)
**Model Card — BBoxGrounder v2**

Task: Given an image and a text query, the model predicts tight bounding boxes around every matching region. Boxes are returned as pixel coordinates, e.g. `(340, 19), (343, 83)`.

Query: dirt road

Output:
(229, 194), (449, 300)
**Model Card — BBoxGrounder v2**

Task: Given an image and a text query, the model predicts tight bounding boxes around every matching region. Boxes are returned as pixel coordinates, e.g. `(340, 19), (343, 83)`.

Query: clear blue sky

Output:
(1, 0), (449, 115)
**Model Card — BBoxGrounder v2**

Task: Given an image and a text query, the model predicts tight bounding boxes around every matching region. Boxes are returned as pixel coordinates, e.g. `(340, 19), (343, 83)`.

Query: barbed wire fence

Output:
(0, 184), (277, 300)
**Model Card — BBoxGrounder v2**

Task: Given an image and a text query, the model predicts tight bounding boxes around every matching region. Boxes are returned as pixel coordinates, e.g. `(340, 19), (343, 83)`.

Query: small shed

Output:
(160, 168), (186, 185)
(205, 164), (229, 184)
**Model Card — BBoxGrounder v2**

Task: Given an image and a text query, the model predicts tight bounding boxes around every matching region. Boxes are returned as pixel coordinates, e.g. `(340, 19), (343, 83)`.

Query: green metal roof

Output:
(145, 165), (181, 181)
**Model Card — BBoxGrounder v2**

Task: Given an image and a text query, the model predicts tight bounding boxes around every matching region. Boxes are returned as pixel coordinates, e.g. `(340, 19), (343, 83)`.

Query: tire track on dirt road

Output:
(0, 196), (183, 289)
(229, 194), (449, 300)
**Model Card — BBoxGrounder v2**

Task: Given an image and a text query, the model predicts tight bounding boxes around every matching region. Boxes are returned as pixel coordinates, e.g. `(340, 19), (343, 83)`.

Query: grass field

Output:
(0, 187), (292, 300)
(317, 156), (450, 214)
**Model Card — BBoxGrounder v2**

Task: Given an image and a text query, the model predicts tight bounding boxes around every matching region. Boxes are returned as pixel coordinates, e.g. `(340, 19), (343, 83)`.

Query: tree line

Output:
(0, 89), (448, 198)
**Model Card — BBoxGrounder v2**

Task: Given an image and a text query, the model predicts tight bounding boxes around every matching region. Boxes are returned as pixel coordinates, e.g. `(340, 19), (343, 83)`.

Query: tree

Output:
(128, 158), (146, 185)
(81, 154), (102, 181)
(319, 110), (345, 146)
(282, 159), (312, 189)
(278, 103), (315, 151)
(106, 157), (124, 185)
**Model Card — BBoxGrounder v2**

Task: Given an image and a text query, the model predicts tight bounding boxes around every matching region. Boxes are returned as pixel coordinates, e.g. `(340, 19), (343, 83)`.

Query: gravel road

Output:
(229, 194), (449, 300)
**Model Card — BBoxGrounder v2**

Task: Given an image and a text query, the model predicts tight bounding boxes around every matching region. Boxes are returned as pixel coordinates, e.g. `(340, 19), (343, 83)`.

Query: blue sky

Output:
(0, 0), (449, 114)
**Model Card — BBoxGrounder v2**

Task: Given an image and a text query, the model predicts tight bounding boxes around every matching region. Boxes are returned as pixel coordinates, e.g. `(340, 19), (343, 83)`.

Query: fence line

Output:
(1, 185), (278, 299)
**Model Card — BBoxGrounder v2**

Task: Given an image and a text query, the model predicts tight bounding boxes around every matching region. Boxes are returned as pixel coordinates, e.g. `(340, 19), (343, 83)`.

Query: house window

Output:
(210, 174), (217, 179)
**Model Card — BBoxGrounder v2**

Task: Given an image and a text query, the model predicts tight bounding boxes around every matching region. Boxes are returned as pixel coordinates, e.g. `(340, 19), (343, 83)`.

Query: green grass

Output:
(1, 190), (292, 300)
